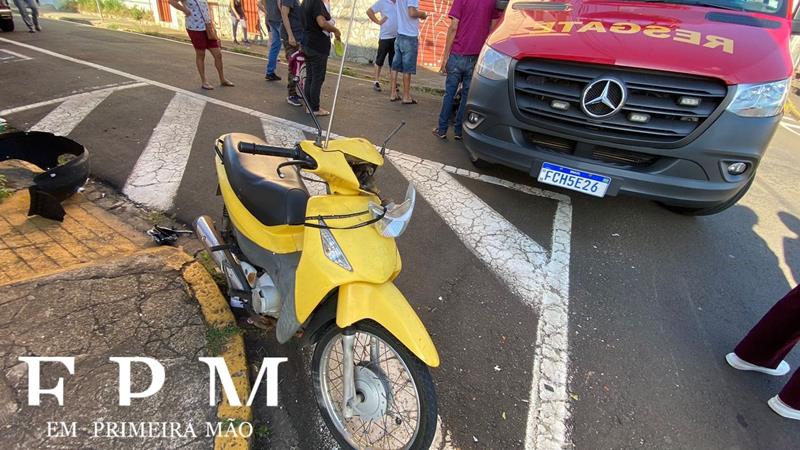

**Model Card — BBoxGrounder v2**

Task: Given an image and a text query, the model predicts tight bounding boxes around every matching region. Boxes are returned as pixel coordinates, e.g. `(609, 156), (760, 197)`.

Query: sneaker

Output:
(768, 396), (800, 420)
(35, 25), (41, 31)
(432, 128), (446, 139)
(287, 95), (302, 107)
(725, 352), (791, 376)
(373, 81), (382, 92)
(265, 73), (281, 81)
(454, 134), (463, 141)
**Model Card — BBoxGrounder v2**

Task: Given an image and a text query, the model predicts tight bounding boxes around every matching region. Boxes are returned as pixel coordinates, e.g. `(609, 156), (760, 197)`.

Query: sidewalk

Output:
(0, 162), (251, 449)
(39, 11), (447, 94)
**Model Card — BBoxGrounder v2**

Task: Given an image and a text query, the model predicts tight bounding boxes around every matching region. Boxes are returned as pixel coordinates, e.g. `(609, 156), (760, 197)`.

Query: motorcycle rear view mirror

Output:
(294, 76), (325, 147)
(380, 121), (406, 157)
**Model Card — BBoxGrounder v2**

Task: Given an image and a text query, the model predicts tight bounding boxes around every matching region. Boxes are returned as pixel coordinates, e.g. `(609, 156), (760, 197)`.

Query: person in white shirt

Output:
(366, 0), (397, 93)
(390, 0), (426, 104)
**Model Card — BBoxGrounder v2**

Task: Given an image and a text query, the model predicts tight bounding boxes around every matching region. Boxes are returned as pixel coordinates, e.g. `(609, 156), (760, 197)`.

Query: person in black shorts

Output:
(367, 0), (398, 93)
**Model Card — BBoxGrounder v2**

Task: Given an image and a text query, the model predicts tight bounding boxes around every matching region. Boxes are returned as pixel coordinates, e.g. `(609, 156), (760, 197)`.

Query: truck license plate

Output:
(537, 162), (611, 198)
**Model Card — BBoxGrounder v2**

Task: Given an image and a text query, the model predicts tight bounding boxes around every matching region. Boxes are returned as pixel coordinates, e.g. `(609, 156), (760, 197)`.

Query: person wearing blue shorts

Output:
(390, 0), (426, 104)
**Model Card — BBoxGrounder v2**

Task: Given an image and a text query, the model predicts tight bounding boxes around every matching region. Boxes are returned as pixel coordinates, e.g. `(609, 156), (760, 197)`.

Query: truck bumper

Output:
(464, 76), (782, 208)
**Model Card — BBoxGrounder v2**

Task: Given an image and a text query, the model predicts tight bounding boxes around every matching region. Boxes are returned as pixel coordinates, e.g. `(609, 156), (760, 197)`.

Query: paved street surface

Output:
(2, 18), (800, 449)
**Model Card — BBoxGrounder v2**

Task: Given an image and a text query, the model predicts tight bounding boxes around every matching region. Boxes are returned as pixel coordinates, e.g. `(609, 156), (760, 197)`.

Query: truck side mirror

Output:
(496, 0), (509, 10)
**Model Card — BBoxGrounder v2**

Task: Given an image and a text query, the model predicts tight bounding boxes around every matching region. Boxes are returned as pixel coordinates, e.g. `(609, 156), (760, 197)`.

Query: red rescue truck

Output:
(465, 0), (800, 214)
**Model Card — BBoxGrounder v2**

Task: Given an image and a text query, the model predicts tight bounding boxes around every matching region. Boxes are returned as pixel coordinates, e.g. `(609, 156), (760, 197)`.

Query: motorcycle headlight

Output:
(369, 184), (416, 238)
(476, 46), (512, 81)
(726, 78), (791, 118)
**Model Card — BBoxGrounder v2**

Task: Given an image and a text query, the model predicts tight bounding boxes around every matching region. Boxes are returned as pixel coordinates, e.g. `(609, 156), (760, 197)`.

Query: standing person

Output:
(726, 285), (800, 420)
(390, 0), (426, 104)
(230, 0), (250, 44)
(13, 0), (39, 32)
(280, 0), (306, 106)
(169, 0), (235, 90)
(256, 0), (267, 43)
(432, 0), (499, 139)
(302, 0), (340, 116)
(366, 0), (397, 93)
(263, 0), (283, 81)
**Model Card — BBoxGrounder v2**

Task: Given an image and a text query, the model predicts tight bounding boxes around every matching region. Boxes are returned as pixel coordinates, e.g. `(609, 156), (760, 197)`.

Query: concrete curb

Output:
(786, 98), (800, 121)
(166, 251), (253, 450)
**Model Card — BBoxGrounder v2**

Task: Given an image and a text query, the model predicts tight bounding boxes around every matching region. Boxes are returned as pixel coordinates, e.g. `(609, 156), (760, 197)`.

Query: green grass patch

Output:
(0, 175), (11, 201)
(206, 324), (242, 356)
(196, 250), (228, 288)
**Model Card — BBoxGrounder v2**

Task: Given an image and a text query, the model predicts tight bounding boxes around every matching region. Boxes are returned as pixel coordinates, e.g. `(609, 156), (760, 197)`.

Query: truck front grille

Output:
(513, 59), (729, 146)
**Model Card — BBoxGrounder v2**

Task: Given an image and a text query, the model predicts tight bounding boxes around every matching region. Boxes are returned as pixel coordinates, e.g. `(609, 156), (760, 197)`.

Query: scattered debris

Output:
(147, 225), (193, 246)
(0, 131), (89, 221)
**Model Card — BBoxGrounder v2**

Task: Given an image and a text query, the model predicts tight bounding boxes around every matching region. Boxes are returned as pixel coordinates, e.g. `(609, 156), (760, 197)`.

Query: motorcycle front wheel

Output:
(311, 321), (437, 450)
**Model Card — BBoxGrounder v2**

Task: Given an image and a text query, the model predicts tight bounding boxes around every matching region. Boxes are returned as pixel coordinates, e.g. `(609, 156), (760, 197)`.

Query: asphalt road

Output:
(2, 17), (800, 449)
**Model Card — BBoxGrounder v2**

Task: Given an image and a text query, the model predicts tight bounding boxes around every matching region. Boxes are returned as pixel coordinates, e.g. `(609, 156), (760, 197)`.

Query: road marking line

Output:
(4, 36), (574, 448)
(0, 82), (146, 117)
(389, 152), (573, 450)
(0, 48), (32, 61)
(781, 122), (800, 137)
(123, 93), (206, 210)
(28, 85), (135, 136)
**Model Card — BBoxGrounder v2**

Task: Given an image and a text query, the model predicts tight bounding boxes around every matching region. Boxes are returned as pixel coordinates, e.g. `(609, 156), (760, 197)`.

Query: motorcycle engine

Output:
(249, 271), (281, 317)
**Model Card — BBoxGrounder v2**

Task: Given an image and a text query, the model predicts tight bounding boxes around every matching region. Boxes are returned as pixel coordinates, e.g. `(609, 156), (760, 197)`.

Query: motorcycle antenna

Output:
(323, 0), (359, 149)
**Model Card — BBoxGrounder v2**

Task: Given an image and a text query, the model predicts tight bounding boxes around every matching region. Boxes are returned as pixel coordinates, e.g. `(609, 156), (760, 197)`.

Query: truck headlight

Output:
(476, 46), (511, 81)
(726, 79), (791, 118)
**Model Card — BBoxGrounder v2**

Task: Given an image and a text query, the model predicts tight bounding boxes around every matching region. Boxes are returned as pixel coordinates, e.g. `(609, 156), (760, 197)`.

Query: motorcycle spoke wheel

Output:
(312, 322), (436, 450)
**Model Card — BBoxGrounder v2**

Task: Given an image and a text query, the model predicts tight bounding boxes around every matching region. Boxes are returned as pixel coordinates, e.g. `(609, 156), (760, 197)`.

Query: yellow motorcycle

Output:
(194, 102), (439, 447)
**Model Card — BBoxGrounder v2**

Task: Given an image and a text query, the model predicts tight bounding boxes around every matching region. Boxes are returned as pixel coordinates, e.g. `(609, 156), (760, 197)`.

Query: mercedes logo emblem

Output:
(581, 78), (627, 119)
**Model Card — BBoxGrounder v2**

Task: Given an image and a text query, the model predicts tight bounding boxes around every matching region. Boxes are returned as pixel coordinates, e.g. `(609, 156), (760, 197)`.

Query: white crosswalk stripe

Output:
(122, 93), (206, 210)
(30, 86), (121, 136)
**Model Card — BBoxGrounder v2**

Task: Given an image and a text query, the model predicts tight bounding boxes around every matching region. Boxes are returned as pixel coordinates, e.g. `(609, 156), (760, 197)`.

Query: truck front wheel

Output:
(659, 178), (754, 216)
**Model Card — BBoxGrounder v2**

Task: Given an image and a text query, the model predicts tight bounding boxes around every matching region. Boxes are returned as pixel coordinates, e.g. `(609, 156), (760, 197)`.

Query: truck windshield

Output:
(629, 0), (788, 17)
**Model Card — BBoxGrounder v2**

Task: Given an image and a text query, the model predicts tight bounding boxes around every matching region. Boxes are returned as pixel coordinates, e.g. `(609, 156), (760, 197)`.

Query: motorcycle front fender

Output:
(337, 282), (440, 368)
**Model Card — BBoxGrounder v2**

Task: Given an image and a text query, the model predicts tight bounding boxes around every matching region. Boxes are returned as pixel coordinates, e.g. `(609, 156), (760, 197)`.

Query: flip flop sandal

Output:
(201, 84), (214, 90)
(390, 97), (400, 102)
(221, 81), (235, 87)
(402, 99), (418, 105)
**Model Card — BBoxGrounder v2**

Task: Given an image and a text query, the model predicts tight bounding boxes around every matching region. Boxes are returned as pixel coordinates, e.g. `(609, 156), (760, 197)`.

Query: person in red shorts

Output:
(169, 0), (235, 90)
(727, 284), (800, 420)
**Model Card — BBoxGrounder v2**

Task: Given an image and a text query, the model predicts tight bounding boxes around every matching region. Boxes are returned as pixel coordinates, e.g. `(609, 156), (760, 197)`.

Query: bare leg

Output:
(389, 70), (399, 100)
(209, 47), (233, 86)
(195, 49), (212, 89)
(402, 73), (412, 102)
(242, 21), (249, 42)
(373, 64), (381, 82)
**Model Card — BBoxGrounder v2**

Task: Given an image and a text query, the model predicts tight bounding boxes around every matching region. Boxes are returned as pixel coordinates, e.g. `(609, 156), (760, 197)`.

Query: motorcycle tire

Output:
(311, 320), (437, 450)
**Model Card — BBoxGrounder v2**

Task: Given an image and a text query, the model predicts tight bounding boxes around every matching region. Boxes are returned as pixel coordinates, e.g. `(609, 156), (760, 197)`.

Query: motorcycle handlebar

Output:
(237, 142), (300, 159)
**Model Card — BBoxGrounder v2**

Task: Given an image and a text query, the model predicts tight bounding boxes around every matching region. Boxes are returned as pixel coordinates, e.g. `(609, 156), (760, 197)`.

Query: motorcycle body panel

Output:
(337, 282), (440, 368)
(300, 138), (384, 195)
(295, 194), (402, 322)
(215, 156), (305, 254)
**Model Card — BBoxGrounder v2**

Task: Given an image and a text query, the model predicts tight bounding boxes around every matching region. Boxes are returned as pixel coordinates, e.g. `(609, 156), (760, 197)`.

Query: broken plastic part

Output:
(0, 131), (90, 221)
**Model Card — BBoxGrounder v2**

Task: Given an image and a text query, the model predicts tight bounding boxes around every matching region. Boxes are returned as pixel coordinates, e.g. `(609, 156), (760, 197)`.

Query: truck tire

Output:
(468, 151), (492, 169)
(659, 178), (753, 216)
(0, 19), (13, 32)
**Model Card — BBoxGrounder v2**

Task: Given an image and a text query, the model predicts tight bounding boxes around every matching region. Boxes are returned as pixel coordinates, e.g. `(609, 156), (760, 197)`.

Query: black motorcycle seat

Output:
(221, 133), (309, 226)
